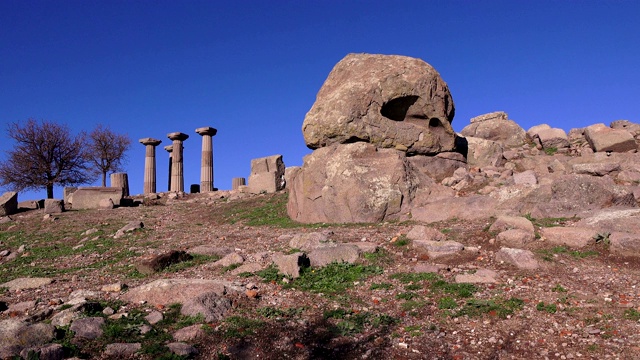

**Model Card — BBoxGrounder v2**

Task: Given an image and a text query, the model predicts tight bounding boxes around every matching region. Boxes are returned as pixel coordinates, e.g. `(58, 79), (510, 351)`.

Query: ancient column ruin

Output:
(195, 127), (217, 192)
(164, 145), (173, 191)
(232, 177), (246, 190)
(139, 138), (162, 194)
(110, 172), (129, 197)
(167, 132), (189, 192)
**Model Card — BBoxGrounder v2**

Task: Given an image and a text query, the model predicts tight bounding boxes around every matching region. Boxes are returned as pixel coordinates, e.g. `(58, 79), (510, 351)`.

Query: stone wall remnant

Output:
(248, 155), (285, 194)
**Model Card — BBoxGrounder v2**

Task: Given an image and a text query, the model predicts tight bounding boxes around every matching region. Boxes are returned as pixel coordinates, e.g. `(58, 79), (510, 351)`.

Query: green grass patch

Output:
(624, 308), (640, 321)
(324, 309), (397, 336)
(454, 297), (524, 319)
(285, 262), (383, 294)
(392, 235), (410, 247)
(396, 292), (418, 300)
(536, 301), (557, 314)
(362, 248), (393, 265)
(438, 297), (458, 310)
(544, 147), (558, 155)
(551, 284), (567, 293)
(431, 280), (476, 298)
(369, 282), (393, 290)
(221, 316), (264, 338)
(162, 254), (220, 273)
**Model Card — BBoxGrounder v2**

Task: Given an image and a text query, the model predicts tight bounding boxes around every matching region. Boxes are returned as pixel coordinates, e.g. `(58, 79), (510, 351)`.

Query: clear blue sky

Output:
(1, 0), (639, 200)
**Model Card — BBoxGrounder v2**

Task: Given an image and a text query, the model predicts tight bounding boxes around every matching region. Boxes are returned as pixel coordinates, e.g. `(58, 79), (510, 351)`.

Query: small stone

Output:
(245, 289), (258, 299)
(102, 307), (115, 315)
(145, 311), (163, 325)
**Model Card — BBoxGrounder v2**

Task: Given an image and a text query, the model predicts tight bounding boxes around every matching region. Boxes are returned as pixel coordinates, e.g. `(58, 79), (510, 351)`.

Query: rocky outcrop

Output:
(584, 123), (636, 152)
(0, 191), (18, 217)
(302, 53), (456, 155)
(287, 142), (434, 223)
(460, 112), (526, 148)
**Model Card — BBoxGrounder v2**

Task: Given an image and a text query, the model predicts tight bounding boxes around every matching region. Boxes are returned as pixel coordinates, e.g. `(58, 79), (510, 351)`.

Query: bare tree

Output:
(0, 119), (90, 198)
(86, 124), (132, 186)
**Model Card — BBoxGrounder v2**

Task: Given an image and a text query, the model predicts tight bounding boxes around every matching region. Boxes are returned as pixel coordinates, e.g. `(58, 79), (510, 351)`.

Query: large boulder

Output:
(460, 111), (527, 148)
(0, 191), (18, 217)
(584, 123), (637, 153)
(287, 142), (434, 223)
(302, 53), (456, 155)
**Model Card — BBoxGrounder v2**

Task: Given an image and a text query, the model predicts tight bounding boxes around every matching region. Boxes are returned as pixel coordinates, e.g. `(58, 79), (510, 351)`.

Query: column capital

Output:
(195, 127), (217, 136)
(168, 132), (189, 141)
(164, 145), (173, 153)
(139, 138), (162, 146)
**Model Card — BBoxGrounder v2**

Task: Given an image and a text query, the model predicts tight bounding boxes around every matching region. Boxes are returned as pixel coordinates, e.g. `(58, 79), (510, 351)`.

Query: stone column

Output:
(167, 132), (189, 192)
(110, 172), (129, 197)
(195, 127), (217, 192)
(164, 145), (173, 191)
(139, 138), (162, 194)
(232, 177), (246, 190)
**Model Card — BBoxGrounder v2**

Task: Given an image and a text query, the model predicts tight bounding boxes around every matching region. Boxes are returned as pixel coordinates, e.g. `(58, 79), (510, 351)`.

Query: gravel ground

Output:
(1, 191), (639, 360)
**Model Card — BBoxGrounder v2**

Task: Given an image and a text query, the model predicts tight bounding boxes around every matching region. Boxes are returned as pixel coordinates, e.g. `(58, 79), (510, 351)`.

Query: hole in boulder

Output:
(380, 96), (420, 121)
(429, 118), (441, 128)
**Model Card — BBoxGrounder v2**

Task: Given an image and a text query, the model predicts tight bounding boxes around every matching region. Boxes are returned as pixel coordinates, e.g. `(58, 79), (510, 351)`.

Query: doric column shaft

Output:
(164, 145), (173, 192)
(139, 138), (162, 194)
(167, 132), (189, 192)
(196, 127), (217, 192)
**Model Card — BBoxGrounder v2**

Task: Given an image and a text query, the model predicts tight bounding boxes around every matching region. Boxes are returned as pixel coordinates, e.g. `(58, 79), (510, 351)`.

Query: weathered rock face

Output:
(460, 111), (526, 148)
(302, 53), (456, 155)
(584, 123), (637, 152)
(287, 143), (434, 223)
(0, 191), (18, 217)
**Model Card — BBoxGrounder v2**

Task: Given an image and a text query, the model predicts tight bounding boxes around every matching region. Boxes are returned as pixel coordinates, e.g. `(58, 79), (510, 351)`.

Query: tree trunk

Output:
(102, 171), (107, 187)
(46, 184), (54, 199)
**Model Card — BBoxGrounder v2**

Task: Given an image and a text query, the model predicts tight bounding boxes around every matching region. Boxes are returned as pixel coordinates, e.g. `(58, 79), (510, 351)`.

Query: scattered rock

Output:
(308, 244), (360, 267)
(188, 245), (233, 257)
(272, 252), (309, 278)
(145, 311), (163, 325)
(1, 277), (53, 291)
(288, 232), (330, 251)
(70, 317), (104, 340)
(489, 216), (535, 234)
(541, 227), (599, 248)
(495, 247), (539, 269)
(135, 250), (193, 274)
(406, 225), (446, 242)
(122, 279), (228, 306)
(43, 199), (64, 214)
(496, 229), (535, 248)
(213, 252), (244, 267)
(572, 162), (621, 176)
(455, 269), (498, 283)
(0, 320), (55, 358)
(413, 240), (464, 259)
(167, 342), (198, 357)
(100, 282), (126, 292)
(114, 221), (144, 238)
(173, 324), (206, 342)
(104, 343), (141, 357)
